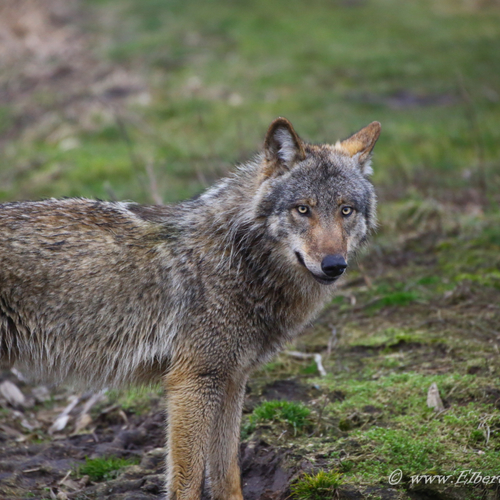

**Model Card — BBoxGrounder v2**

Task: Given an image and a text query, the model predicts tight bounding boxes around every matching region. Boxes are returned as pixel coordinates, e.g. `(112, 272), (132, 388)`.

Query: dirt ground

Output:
(0, 362), (441, 500)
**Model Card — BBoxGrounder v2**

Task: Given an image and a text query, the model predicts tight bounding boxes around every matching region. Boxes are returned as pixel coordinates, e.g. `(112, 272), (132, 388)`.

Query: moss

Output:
(75, 456), (140, 482)
(246, 400), (312, 437)
(291, 470), (344, 500)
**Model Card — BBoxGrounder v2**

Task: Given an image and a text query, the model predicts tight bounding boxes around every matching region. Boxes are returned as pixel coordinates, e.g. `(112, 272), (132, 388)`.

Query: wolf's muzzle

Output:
(321, 254), (347, 278)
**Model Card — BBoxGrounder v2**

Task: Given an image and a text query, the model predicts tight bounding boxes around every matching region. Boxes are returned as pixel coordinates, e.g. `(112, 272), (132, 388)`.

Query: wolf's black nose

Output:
(321, 255), (347, 278)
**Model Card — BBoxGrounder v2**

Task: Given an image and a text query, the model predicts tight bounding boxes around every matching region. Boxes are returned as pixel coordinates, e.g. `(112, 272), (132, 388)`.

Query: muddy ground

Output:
(0, 370), (460, 500)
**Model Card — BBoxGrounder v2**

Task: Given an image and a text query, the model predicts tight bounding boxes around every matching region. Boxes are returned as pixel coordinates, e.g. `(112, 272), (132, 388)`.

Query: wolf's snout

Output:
(321, 254), (347, 278)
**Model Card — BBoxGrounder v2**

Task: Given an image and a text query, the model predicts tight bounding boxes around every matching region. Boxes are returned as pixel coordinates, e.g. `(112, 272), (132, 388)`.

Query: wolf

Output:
(0, 117), (380, 500)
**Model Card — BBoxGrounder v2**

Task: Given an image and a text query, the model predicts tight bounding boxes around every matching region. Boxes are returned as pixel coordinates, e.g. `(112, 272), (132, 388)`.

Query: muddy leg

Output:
(207, 374), (247, 500)
(164, 369), (224, 500)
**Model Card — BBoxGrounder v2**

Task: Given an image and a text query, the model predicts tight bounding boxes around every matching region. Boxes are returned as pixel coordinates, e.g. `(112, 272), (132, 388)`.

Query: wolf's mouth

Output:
(295, 252), (339, 285)
(311, 274), (339, 285)
(295, 251), (306, 268)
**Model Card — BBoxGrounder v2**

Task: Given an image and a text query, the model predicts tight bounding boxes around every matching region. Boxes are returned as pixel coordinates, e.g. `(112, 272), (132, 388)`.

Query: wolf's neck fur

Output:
(172, 157), (333, 334)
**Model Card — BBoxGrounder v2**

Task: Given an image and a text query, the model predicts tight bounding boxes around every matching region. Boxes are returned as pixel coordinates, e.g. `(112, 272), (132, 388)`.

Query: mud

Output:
(0, 386), (296, 500)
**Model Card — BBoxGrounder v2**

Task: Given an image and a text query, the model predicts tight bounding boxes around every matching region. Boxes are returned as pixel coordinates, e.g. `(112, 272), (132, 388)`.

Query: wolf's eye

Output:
(341, 206), (354, 217)
(297, 206), (310, 215)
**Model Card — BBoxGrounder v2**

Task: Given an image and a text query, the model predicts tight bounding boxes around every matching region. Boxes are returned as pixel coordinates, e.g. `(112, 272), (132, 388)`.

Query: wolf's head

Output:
(254, 118), (380, 285)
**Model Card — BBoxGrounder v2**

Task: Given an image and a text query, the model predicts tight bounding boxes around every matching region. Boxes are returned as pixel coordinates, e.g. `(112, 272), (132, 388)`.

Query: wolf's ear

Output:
(261, 117), (306, 179)
(336, 121), (381, 176)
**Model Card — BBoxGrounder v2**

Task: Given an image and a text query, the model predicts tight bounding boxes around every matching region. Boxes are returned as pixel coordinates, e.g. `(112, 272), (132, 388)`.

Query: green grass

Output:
(245, 400), (312, 437)
(350, 327), (424, 349)
(291, 470), (344, 500)
(367, 290), (420, 311)
(309, 368), (500, 483)
(76, 456), (140, 482)
(352, 407), (500, 480)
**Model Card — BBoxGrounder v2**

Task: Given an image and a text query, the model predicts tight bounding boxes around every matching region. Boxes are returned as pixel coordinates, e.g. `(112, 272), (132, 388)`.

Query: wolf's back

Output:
(0, 199), (181, 386)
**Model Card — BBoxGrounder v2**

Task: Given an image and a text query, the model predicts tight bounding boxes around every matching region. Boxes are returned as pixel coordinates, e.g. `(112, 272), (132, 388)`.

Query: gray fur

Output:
(0, 118), (380, 500)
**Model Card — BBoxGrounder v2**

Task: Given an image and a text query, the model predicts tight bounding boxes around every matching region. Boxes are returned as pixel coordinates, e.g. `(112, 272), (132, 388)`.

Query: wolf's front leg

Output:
(207, 373), (247, 500)
(164, 367), (224, 500)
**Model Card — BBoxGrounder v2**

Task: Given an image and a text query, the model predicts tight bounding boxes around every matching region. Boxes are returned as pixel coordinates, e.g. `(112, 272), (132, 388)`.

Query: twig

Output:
(49, 395), (81, 434)
(286, 351), (327, 376)
(313, 395), (330, 437)
(478, 415), (493, 445)
(195, 162), (209, 188)
(327, 327), (338, 357)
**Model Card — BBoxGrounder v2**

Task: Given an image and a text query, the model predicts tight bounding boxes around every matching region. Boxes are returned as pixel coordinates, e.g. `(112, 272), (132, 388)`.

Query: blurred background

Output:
(0, 0), (499, 206)
(1, 1), (499, 499)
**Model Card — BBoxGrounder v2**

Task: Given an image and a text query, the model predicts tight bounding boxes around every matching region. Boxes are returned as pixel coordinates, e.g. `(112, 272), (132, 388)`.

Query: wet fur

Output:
(0, 118), (380, 500)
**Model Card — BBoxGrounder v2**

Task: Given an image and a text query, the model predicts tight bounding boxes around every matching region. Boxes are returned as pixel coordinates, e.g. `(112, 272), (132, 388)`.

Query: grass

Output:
(275, 351), (500, 485)
(352, 409), (500, 480)
(76, 456), (140, 482)
(248, 205), (500, 493)
(367, 290), (420, 311)
(1, 0), (500, 205)
(308, 269), (499, 486)
(291, 470), (344, 500)
(244, 400), (312, 437)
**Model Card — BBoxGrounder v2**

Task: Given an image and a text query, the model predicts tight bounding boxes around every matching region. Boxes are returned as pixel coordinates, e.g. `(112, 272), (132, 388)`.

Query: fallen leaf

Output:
(59, 477), (81, 491)
(74, 412), (92, 433)
(32, 385), (51, 402)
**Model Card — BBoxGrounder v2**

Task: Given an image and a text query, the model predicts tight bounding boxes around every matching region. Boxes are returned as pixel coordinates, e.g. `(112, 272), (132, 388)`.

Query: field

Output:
(0, 0), (499, 499)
